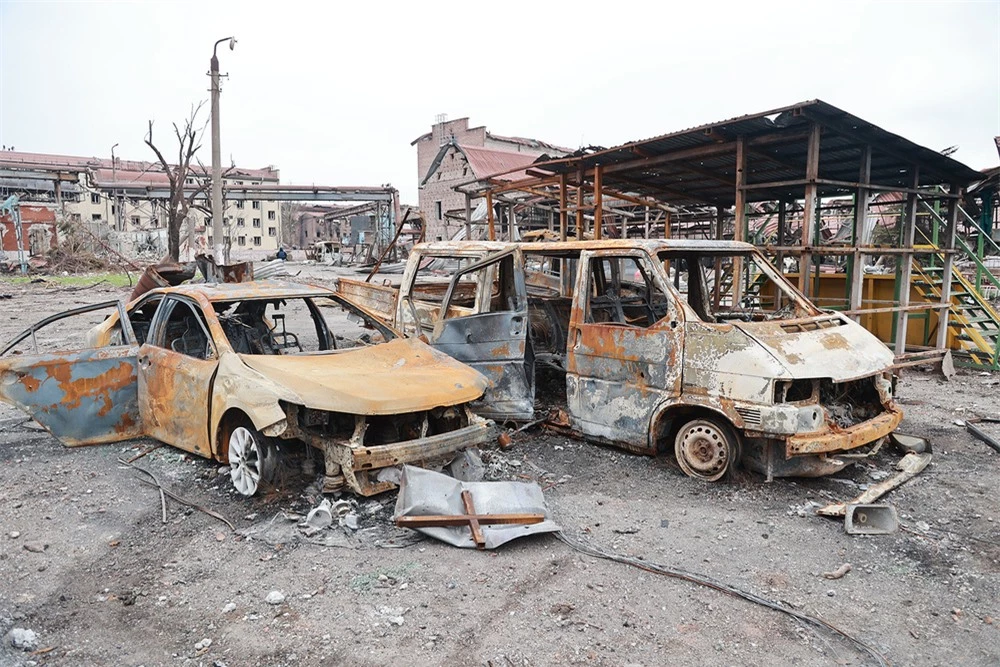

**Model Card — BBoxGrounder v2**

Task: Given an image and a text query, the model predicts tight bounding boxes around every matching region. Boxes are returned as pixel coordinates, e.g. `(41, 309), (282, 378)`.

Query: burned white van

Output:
(336, 240), (901, 481)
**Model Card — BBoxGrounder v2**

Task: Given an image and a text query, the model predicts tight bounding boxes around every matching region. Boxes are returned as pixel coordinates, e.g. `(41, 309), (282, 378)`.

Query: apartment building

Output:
(0, 150), (283, 257)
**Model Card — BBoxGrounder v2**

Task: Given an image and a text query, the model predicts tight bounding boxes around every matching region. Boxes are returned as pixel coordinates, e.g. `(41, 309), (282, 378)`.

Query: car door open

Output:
(0, 301), (142, 445)
(137, 296), (218, 458)
(428, 249), (535, 421)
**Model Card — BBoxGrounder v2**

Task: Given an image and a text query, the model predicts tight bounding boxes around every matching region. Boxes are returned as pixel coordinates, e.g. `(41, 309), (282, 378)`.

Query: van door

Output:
(566, 249), (684, 452)
(428, 249), (534, 421)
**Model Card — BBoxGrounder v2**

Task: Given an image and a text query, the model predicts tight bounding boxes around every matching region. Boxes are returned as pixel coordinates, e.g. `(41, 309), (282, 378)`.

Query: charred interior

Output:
(284, 402), (470, 447)
(820, 377), (885, 428)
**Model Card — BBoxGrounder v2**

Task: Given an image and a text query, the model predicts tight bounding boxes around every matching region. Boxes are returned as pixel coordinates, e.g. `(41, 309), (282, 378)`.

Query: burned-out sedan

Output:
(0, 281), (496, 496)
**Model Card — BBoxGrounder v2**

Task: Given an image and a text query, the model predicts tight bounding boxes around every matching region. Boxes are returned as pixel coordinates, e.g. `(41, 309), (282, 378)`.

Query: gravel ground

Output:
(0, 270), (997, 667)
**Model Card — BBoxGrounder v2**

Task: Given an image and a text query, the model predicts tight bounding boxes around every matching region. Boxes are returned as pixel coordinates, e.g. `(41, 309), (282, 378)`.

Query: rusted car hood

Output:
(736, 318), (893, 382)
(239, 338), (488, 415)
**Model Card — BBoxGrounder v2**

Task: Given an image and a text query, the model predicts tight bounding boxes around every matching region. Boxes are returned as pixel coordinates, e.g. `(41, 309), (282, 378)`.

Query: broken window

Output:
(268, 210), (276, 220)
(658, 251), (815, 323)
(268, 227), (276, 237)
(441, 252), (520, 321)
(403, 254), (481, 329)
(585, 255), (670, 328)
(213, 296), (390, 355)
(237, 217), (245, 227)
(1, 302), (132, 357)
(236, 201), (245, 209)
(253, 236), (261, 246)
(90, 192), (101, 204)
(253, 218), (261, 228)
(252, 201), (261, 210)
(155, 300), (215, 361)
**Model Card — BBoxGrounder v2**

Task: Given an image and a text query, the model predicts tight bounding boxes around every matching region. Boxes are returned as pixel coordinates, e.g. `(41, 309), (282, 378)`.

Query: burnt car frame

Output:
(338, 240), (902, 481)
(0, 281), (495, 496)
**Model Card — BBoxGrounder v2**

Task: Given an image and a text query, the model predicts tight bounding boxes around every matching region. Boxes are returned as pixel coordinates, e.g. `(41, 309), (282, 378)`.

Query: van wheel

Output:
(228, 424), (279, 496)
(674, 417), (739, 482)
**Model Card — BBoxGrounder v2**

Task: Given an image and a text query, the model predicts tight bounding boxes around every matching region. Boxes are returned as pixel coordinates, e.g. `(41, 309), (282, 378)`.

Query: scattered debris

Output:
(844, 504), (899, 535)
(447, 448), (486, 482)
(300, 499), (333, 536)
(822, 563), (852, 580)
(394, 465), (558, 549)
(22, 541), (46, 553)
(817, 451), (932, 517)
(265, 591), (285, 606)
(8, 628), (39, 651)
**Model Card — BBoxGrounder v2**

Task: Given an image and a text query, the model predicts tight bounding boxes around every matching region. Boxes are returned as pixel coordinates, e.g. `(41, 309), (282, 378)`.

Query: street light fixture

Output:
(211, 36), (236, 263)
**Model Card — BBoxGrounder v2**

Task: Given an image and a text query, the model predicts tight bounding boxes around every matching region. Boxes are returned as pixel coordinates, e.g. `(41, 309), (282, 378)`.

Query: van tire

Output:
(674, 417), (740, 482)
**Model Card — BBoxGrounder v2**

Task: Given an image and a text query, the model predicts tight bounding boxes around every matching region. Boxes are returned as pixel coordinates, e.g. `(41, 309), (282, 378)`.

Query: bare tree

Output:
(144, 102), (210, 262)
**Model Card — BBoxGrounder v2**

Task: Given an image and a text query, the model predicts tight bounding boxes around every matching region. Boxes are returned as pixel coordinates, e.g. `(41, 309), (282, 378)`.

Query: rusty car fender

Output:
(647, 393), (747, 452)
(209, 352), (301, 459)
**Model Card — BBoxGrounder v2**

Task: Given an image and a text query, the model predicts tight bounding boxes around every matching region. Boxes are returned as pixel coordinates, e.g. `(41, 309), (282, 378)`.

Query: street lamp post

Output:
(211, 36), (236, 263)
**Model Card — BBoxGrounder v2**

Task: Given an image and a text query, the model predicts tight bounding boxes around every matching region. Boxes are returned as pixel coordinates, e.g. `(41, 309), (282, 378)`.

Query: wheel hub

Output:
(679, 424), (728, 475)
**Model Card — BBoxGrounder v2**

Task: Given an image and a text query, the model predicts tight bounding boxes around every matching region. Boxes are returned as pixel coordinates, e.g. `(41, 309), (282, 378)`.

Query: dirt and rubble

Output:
(0, 271), (998, 667)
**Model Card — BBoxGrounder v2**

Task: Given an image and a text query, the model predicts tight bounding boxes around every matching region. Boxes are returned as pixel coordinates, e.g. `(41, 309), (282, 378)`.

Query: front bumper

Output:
(785, 408), (903, 456)
(351, 418), (498, 471)
(329, 417), (498, 496)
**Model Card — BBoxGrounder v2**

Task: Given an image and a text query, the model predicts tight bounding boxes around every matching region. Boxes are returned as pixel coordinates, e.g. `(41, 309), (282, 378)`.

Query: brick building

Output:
(412, 117), (570, 240)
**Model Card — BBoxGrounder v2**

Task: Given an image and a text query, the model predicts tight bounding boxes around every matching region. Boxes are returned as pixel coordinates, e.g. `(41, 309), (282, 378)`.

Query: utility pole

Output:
(211, 36), (236, 263)
(111, 143), (120, 231)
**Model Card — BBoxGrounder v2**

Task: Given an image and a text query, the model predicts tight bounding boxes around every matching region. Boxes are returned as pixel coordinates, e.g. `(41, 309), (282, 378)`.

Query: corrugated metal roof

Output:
(460, 145), (539, 182)
(488, 100), (982, 206)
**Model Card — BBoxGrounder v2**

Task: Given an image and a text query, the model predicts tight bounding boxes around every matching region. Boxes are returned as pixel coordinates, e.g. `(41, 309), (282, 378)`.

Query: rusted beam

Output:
(559, 173), (568, 241)
(486, 190), (496, 241)
(593, 164), (603, 240)
(849, 146), (872, 320)
(894, 167), (920, 356)
(576, 168), (584, 239)
(936, 182), (962, 350)
(733, 137), (747, 304)
(798, 123), (821, 295)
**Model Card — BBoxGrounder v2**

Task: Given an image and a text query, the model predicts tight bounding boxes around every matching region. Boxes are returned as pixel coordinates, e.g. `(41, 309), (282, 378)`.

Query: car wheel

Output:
(228, 424), (278, 496)
(674, 417), (740, 482)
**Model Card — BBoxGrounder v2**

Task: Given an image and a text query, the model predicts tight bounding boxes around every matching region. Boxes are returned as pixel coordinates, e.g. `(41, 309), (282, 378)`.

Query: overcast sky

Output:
(1, 1), (998, 204)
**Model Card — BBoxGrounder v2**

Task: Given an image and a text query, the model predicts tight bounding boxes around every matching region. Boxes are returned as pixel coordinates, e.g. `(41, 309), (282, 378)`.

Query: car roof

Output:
(148, 280), (333, 302)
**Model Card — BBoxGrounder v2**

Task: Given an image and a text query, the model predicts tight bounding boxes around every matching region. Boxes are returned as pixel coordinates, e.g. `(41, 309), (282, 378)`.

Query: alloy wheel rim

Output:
(229, 426), (262, 496)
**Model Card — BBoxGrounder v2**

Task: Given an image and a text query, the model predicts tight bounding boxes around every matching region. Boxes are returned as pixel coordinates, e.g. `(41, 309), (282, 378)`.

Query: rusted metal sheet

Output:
(335, 277), (397, 324)
(0, 347), (141, 445)
(195, 253), (253, 284)
(129, 263), (197, 302)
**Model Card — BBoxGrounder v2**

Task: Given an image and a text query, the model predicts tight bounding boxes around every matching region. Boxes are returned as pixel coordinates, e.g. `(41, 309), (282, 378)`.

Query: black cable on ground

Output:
(553, 531), (889, 667)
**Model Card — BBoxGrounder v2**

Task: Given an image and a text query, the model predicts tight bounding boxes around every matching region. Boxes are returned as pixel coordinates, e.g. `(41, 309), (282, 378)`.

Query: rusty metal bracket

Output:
(395, 489), (544, 550)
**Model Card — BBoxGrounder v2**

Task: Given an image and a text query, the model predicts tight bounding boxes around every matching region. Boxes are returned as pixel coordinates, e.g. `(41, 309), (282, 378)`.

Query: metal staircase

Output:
(910, 197), (1000, 369)
(910, 252), (1000, 368)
